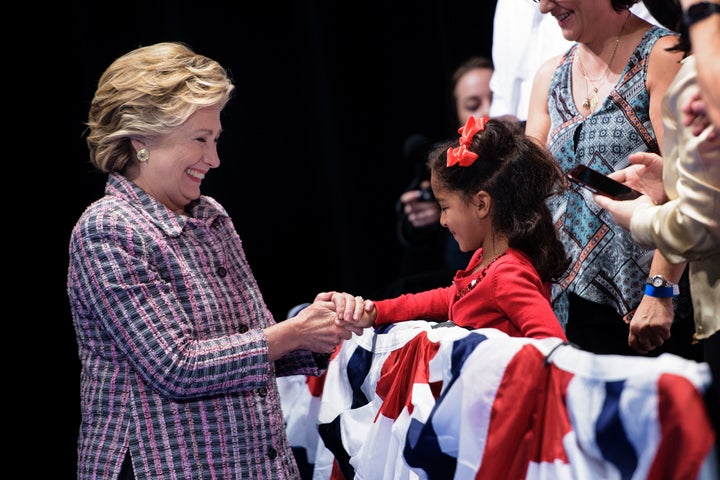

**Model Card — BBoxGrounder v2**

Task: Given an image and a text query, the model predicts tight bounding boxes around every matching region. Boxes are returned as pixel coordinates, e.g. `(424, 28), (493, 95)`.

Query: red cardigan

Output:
(374, 247), (567, 340)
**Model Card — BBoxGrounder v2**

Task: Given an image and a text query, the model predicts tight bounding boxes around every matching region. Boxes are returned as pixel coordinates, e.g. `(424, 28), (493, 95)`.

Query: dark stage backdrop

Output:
(64, 1), (495, 476)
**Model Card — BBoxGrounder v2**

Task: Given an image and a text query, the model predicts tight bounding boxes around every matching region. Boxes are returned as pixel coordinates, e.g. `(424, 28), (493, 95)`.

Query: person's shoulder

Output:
(199, 195), (228, 214)
(535, 53), (568, 82)
(645, 28), (685, 72)
(73, 194), (139, 235)
(495, 248), (533, 266)
(490, 250), (544, 285)
(539, 53), (565, 69)
(651, 31), (681, 50)
(193, 195), (230, 220)
(643, 24), (679, 46)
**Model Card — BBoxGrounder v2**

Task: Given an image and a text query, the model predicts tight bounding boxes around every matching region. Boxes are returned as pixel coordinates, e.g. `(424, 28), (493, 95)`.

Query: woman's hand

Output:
(401, 182), (440, 228)
(314, 291), (374, 336)
(607, 152), (667, 204)
(627, 297), (673, 354)
(681, 90), (719, 139)
(593, 194), (655, 231)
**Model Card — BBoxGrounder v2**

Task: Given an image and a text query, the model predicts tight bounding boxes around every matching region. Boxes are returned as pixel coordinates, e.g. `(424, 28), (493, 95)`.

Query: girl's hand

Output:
(314, 291), (374, 335)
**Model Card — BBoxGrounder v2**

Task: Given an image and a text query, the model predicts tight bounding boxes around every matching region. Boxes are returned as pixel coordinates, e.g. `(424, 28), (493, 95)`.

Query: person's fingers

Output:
(400, 189), (422, 204)
(408, 202), (436, 216)
(628, 329), (649, 354)
(627, 151), (660, 168)
(629, 336), (650, 354)
(707, 127), (719, 141)
(341, 326), (362, 336)
(331, 293), (364, 321)
(409, 205), (440, 227)
(691, 120), (707, 137)
(352, 296), (365, 321)
(337, 295), (353, 321)
(629, 329), (666, 354)
(314, 291), (333, 302)
(329, 293), (347, 318)
(592, 194), (612, 210)
(334, 310), (368, 335)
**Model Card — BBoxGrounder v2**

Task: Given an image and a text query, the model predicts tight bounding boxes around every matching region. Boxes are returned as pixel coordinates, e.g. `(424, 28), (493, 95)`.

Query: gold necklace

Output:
(455, 251), (506, 300)
(576, 11), (631, 113)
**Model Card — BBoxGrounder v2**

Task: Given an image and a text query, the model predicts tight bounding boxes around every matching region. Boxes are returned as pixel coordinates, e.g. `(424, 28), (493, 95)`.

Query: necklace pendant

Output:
(583, 89), (600, 112)
(589, 93), (599, 112)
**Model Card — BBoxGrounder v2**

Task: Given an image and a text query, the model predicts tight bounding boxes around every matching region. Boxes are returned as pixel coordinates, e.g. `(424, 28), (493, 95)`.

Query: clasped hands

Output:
(311, 291), (377, 351)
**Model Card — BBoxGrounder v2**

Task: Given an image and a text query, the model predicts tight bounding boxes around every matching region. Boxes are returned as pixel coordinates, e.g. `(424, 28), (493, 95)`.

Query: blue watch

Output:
(644, 275), (680, 298)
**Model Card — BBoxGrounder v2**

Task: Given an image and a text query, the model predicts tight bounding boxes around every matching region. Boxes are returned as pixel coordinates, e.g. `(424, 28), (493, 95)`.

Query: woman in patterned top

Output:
(68, 42), (363, 480)
(525, 0), (695, 357)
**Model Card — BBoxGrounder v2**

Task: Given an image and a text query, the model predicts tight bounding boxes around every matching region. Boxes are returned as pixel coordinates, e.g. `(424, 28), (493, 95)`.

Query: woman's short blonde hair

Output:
(85, 42), (235, 173)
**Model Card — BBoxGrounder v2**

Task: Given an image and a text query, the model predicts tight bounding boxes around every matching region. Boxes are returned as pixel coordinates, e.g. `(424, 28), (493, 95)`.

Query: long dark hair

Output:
(428, 119), (571, 282)
(611, 0), (640, 11)
(643, 0), (691, 56)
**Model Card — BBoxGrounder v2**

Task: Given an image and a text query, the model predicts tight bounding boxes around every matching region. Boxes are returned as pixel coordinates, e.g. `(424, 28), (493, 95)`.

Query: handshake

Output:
(289, 292), (377, 356)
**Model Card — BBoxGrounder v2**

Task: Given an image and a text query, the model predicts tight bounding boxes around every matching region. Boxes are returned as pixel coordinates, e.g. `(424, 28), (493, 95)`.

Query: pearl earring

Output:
(137, 148), (150, 162)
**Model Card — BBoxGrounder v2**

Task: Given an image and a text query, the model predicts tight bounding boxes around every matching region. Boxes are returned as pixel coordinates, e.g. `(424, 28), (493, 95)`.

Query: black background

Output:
(62, 1), (496, 476)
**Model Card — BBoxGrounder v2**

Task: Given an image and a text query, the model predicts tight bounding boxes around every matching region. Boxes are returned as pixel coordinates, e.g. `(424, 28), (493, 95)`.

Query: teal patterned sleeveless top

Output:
(545, 26), (677, 327)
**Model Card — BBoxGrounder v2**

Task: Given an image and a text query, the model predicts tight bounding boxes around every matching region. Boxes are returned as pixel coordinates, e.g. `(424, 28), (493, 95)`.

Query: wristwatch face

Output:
(651, 275), (666, 287)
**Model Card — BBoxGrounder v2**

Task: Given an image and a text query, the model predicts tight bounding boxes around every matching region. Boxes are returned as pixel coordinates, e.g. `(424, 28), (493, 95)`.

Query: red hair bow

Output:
(446, 115), (488, 167)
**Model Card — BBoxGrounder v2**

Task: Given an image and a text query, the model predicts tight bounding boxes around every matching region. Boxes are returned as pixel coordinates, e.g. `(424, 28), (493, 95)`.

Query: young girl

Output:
(338, 116), (570, 339)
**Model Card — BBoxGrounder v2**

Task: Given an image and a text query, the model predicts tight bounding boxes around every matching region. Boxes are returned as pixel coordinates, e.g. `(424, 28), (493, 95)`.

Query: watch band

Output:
(644, 283), (680, 298)
(684, 2), (720, 27)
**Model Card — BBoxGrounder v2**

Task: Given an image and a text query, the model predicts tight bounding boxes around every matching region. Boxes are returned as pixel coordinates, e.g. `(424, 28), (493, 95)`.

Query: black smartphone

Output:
(567, 165), (642, 200)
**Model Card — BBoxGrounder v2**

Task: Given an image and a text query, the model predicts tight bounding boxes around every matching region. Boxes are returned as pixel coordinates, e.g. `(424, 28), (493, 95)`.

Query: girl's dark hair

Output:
(428, 118), (571, 282)
(644, 0), (691, 56)
(611, 0), (640, 11)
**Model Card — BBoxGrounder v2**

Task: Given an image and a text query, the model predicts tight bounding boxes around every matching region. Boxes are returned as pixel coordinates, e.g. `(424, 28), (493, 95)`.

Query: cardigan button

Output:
(267, 447), (277, 460)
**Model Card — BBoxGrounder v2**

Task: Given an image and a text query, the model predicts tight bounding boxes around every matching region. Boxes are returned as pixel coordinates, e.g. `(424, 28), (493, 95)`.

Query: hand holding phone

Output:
(567, 165), (642, 201)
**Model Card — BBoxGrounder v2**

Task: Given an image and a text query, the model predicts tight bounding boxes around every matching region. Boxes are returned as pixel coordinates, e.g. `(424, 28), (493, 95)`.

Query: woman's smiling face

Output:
(132, 106), (223, 214)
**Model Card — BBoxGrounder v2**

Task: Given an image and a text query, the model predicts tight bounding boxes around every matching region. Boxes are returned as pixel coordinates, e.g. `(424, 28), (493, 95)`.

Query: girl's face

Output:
(431, 177), (487, 253)
(131, 106), (222, 214)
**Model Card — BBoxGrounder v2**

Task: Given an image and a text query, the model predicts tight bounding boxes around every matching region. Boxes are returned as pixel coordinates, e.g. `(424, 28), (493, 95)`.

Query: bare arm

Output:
(524, 55), (562, 144)
(645, 35), (685, 150)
